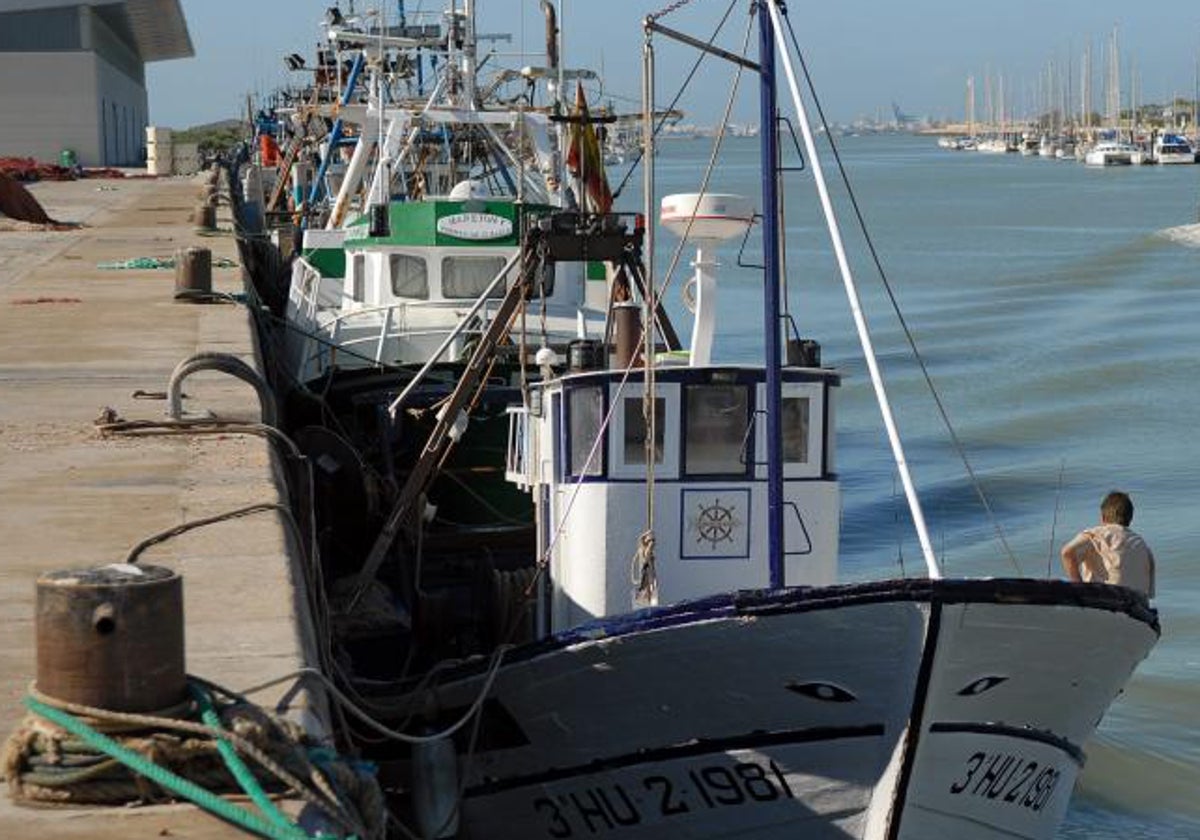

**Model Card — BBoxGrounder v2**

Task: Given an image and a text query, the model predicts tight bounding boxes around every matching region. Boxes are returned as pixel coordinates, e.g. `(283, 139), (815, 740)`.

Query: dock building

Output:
(0, 0), (192, 166)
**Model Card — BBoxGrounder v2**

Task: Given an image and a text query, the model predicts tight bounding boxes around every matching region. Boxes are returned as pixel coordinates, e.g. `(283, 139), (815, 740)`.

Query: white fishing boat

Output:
(278, 4), (619, 383)
(238, 4), (1159, 839)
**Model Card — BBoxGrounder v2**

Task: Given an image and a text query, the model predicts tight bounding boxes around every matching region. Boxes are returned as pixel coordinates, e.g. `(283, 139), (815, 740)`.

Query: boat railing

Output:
(505, 405), (532, 491)
(297, 297), (505, 380)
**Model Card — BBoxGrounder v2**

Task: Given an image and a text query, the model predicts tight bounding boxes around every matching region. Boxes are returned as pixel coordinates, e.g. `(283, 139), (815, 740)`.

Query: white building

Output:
(0, 0), (192, 166)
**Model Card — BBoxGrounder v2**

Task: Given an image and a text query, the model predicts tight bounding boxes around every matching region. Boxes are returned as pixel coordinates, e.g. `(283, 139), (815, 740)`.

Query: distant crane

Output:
(892, 102), (918, 127)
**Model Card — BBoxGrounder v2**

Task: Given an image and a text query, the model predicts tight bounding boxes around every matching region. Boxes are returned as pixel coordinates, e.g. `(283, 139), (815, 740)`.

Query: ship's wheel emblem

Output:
(696, 499), (737, 548)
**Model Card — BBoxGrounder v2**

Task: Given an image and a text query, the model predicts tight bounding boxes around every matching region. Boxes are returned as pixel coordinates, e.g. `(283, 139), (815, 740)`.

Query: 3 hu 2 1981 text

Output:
(533, 759), (795, 837)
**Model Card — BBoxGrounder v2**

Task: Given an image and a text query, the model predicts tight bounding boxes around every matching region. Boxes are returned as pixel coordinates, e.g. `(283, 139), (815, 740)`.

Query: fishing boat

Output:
(235, 3), (1158, 838)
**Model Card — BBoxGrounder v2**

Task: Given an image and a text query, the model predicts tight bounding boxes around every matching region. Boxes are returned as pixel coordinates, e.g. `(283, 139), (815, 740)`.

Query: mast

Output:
(757, 0), (785, 588)
(763, 0), (940, 579)
(967, 75), (975, 136)
(1082, 42), (1090, 132)
(463, 0), (478, 107)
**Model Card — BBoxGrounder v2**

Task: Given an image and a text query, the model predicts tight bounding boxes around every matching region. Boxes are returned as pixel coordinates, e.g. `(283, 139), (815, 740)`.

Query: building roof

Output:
(0, 0), (194, 62)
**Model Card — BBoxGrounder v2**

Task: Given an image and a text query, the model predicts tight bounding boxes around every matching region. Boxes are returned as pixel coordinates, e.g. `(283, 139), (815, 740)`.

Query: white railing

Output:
(296, 298), (504, 381)
(505, 404), (532, 491)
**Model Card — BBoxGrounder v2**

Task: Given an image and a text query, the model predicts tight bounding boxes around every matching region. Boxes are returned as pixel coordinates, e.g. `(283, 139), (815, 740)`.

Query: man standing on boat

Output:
(1061, 491), (1156, 597)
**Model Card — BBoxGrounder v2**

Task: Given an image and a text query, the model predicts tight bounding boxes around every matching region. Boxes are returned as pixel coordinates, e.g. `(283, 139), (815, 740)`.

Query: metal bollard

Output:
(192, 203), (216, 232)
(35, 565), (186, 712)
(174, 246), (212, 300)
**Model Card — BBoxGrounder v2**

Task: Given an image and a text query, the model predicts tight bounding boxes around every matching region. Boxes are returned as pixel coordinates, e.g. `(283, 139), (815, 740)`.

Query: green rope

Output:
(190, 683), (298, 836)
(97, 257), (239, 270)
(24, 695), (312, 840)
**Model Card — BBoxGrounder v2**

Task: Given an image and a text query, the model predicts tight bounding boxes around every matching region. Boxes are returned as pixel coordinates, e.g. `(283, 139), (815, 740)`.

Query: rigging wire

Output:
(1048, 459), (1066, 576)
(612, 0), (740, 200)
(779, 10), (1023, 575)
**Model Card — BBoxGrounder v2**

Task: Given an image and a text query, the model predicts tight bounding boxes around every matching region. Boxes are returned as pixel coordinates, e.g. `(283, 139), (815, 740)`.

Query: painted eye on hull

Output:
(786, 682), (857, 703)
(958, 676), (1008, 696)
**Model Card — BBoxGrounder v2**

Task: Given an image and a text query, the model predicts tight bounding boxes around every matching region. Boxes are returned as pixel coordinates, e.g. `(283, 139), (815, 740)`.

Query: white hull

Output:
(400, 579), (1156, 840)
(1084, 150), (1132, 167)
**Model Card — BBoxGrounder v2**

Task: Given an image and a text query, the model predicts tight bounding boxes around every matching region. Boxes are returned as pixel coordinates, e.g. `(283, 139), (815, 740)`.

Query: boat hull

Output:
(403, 578), (1156, 840)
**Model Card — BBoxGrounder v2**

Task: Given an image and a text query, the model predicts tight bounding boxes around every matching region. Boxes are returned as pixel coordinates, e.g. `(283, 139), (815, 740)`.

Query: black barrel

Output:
(568, 338), (605, 372)
(787, 338), (821, 368)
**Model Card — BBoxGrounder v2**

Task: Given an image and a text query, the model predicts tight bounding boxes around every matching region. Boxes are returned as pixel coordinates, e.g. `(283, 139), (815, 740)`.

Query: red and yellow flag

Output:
(565, 81), (612, 213)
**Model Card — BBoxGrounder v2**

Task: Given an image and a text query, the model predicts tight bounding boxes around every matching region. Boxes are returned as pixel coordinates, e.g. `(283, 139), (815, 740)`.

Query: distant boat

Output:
(976, 136), (1008, 154)
(1084, 140), (1135, 167)
(1152, 133), (1196, 165)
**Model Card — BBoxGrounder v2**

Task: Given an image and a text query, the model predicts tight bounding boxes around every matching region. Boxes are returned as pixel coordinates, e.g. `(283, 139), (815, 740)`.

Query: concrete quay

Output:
(0, 173), (318, 836)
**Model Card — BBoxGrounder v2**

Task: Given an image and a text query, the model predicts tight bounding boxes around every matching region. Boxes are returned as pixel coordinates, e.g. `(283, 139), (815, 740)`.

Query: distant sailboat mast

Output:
(1082, 41), (1091, 132)
(1107, 25), (1121, 132)
(966, 75), (975, 137)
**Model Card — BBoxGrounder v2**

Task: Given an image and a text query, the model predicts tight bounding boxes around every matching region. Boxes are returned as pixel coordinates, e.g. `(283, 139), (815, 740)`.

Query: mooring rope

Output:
(4, 678), (383, 839)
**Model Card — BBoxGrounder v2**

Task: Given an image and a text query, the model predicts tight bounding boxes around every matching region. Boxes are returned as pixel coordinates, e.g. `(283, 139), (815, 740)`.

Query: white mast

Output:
(764, 0), (940, 579)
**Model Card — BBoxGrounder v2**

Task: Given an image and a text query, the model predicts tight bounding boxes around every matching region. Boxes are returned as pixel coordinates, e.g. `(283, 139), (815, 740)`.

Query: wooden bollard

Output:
(35, 565), (186, 712)
(174, 246), (212, 300)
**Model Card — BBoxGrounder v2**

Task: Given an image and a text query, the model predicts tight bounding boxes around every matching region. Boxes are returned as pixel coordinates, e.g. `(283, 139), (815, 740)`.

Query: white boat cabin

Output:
(288, 196), (606, 379)
(507, 364), (842, 634)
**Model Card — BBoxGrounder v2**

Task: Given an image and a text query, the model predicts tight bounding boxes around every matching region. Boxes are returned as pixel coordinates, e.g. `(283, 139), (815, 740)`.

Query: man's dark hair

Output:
(1101, 491), (1134, 526)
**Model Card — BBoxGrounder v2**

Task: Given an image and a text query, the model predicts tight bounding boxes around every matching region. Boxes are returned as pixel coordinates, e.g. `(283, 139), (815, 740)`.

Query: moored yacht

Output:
(1084, 140), (1136, 166)
(1152, 132), (1196, 164)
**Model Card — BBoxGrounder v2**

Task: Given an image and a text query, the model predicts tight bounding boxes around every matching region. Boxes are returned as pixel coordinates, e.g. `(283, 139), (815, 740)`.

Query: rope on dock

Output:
(2, 677), (384, 839)
(96, 256), (239, 270)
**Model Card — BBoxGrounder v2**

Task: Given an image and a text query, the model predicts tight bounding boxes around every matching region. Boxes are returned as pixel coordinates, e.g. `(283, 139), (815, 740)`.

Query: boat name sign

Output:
(437, 212), (513, 240)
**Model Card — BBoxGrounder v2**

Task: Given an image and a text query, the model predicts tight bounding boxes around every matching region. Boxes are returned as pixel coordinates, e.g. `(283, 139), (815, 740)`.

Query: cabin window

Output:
(754, 381), (825, 479)
(623, 396), (665, 465)
(782, 396), (810, 463)
(390, 254), (429, 298)
(684, 384), (749, 475)
(351, 254), (365, 302)
(442, 256), (507, 299)
(568, 386), (604, 477)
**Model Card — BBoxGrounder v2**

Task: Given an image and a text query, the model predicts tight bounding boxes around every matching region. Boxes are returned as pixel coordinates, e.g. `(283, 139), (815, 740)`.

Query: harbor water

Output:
(639, 134), (1200, 837)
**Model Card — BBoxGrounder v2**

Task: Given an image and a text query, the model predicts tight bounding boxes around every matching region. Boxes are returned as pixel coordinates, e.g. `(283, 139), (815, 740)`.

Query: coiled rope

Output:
(4, 678), (384, 839)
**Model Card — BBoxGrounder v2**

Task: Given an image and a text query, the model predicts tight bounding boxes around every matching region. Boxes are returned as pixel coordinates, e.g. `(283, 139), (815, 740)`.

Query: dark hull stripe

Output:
(928, 722), (1086, 767)
(885, 600), (942, 840)
(419, 578), (1157, 685)
(464, 724), (886, 797)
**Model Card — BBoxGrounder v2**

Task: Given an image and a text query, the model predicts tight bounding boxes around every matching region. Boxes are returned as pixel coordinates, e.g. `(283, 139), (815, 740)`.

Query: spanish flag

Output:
(565, 81), (613, 213)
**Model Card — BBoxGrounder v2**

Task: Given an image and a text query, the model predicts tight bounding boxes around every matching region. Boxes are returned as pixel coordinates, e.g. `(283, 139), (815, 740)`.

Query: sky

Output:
(147, 1), (1200, 130)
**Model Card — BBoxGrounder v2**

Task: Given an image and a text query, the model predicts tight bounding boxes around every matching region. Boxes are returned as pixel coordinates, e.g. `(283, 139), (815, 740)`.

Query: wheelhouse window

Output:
(685, 384), (749, 475)
(442, 255), (507, 299)
(623, 396), (665, 465)
(351, 253), (365, 302)
(390, 254), (429, 298)
(754, 381), (826, 479)
(568, 386), (604, 477)
(782, 396), (810, 464)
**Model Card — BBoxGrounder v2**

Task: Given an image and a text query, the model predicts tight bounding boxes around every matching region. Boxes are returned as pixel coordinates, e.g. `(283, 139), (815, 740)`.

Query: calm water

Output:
(636, 134), (1200, 837)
